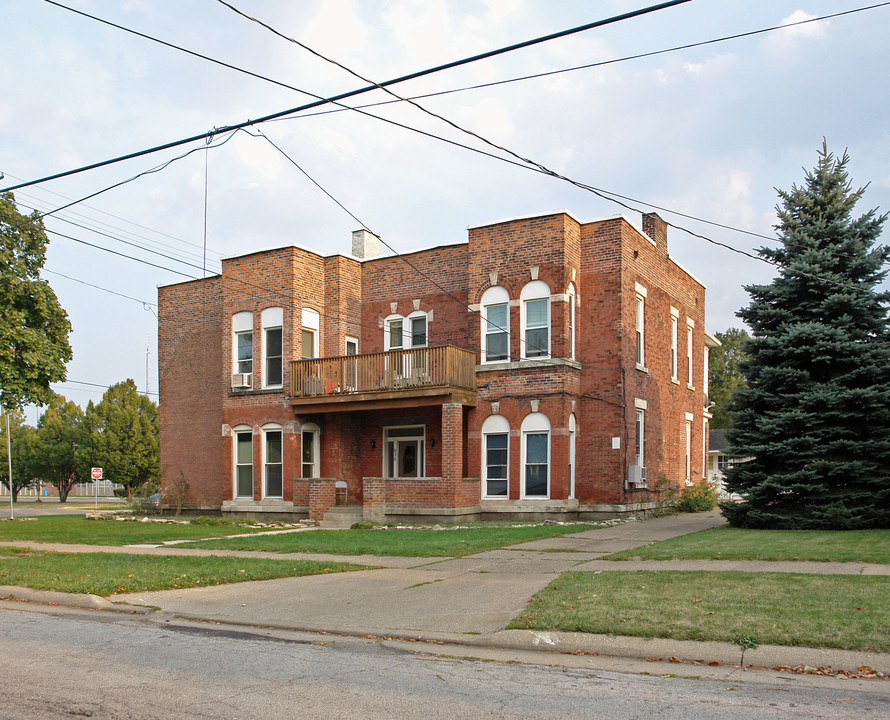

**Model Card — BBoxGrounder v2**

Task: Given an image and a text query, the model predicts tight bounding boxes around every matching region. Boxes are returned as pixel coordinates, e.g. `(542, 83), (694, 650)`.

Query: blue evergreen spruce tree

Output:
(724, 143), (890, 529)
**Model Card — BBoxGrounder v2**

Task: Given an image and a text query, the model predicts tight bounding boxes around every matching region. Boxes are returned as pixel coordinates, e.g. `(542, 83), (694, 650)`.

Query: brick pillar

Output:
(308, 479), (336, 524)
(363, 478), (385, 523)
(441, 403), (463, 504)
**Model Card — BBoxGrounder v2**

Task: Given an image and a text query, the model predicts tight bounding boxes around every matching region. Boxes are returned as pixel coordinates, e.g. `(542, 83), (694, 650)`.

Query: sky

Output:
(2, 0), (890, 418)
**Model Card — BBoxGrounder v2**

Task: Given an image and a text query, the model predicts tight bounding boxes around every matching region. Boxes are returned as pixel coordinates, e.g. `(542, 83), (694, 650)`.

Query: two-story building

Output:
(158, 209), (717, 524)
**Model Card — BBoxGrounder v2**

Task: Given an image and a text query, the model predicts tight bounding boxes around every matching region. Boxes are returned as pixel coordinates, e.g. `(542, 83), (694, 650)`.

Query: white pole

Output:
(5, 411), (13, 520)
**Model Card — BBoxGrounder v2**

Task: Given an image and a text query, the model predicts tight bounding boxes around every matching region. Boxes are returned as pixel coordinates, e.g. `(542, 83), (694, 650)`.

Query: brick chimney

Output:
(642, 212), (667, 250)
(352, 229), (381, 259)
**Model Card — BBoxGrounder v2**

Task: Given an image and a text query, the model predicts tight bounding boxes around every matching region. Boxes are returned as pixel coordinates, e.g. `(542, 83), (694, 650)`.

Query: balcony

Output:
(290, 345), (478, 412)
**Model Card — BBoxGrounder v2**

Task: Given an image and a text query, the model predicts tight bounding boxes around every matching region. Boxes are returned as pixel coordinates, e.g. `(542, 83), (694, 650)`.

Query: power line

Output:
(43, 268), (157, 308)
(5, 1), (691, 194)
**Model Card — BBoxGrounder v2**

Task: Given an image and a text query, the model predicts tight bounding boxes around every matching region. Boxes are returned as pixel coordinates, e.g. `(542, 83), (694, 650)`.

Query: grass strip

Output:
(607, 526), (890, 563)
(188, 524), (596, 557)
(0, 546), (369, 596)
(0, 515), (286, 546)
(509, 570), (890, 653)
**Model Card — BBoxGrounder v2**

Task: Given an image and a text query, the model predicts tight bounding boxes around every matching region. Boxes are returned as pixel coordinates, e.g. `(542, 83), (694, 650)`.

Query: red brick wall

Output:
(158, 277), (224, 507)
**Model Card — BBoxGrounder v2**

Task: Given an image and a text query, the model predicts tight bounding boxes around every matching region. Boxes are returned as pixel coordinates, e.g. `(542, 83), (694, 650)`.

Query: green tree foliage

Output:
(708, 327), (750, 428)
(0, 408), (38, 501)
(725, 144), (890, 529)
(0, 192), (72, 411)
(29, 394), (88, 502)
(84, 380), (159, 500)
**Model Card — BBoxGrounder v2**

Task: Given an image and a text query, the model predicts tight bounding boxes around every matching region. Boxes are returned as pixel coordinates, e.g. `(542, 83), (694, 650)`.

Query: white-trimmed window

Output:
(568, 413), (577, 499)
(634, 407), (645, 470)
(234, 426), (253, 498)
(685, 417), (693, 484)
(301, 308), (320, 360)
(481, 286), (510, 363)
(521, 412), (550, 498)
(687, 319), (694, 387)
(301, 422), (320, 479)
(233, 311), (253, 376)
(567, 284), (577, 361)
(263, 424), (283, 498)
(670, 310), (679, 381)
(482, 414), (509, 497)
(635, 285), (646, 368)
(521, 280), (551, 360)
(262, 307), (283, 388)
(384, 312), (429, 351)
(384, 425), (425, 478)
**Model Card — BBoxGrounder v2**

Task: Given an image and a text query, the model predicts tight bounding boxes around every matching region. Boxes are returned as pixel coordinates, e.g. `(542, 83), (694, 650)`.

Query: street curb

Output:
(0, 585), (154, 614)
(143, 608), (890, 676)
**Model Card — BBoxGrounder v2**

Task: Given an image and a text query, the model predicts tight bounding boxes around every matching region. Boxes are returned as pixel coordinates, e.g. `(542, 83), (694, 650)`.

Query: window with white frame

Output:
(670, 311), (679, 381)
(301, 422), (320, 479)
(687, 320), (694, 386)
(520, 280), (550, 360)
(234, 427), (253, 498)
(568, 413), (577, 499)
(635, 285), (646, 368)
(567, 284), (577, 361)
(482, 414), (509, 497)
(301, 308), (320, 360)
(685, 418), (692, 484)
(634, 408), (645, 469)
(480, 286), (509, 363)
(384, 425), (425, 478)
(262, 307), (283, 388)
(345, 337), (358, 389)
(263, 425), (283, 498)
(384, 312), (429, 351)
(521, 412), (550, 498)
(232, 311), (253, 376)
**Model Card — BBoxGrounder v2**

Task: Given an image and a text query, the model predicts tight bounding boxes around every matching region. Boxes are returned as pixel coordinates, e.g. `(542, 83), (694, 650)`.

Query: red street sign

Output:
(90, 467), (103, 480)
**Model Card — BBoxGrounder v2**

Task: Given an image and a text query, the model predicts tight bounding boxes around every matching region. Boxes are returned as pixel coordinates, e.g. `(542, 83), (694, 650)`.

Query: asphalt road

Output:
(0, 608), (886, 719)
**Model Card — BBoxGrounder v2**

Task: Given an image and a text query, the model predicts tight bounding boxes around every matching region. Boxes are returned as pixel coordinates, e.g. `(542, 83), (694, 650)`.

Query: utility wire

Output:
(42, 268), (157, 308)
(4, 0), (691, 194)
(225, 2), (877, 294)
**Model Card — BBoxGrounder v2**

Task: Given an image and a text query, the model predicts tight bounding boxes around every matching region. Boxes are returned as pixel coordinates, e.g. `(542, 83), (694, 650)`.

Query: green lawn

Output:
(509, 570), (890, 653)
(0, 546), (369, 596)
(0, 515), (286, 546)
(608, 526), (890, 564)
(189, 523), (596, 557)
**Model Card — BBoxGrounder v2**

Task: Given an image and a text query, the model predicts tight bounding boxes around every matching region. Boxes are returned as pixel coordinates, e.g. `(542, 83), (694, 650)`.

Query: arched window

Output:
(481, 414), (510, 497)
(233, 425), (253, 498)
(262, 423), (283, 498)
(520, 280), (550, 360)
(521, 412), (550, 498)
(480, 286), (510, 363)
(262, 307), (283, 388)
(301, 422), (320, 479)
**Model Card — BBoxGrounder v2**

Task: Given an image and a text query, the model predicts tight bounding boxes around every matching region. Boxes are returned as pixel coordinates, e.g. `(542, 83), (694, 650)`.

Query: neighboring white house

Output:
(708, 428), (738, 499)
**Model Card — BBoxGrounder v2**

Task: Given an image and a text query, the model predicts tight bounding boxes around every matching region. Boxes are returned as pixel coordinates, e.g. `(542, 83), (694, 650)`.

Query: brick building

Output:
(158, 209), (718, 523)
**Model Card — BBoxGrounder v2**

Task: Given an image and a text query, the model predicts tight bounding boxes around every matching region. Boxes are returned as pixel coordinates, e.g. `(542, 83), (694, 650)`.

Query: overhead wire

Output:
(5, 0), (693, 194)
(221, 1), (880, 297)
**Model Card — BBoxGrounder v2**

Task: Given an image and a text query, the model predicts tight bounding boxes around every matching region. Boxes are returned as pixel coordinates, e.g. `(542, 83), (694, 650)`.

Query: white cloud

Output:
(763, 10), (828, 55)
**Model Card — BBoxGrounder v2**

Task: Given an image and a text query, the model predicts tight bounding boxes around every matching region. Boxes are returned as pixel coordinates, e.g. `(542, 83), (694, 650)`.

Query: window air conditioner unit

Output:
(231, 373), (252, 390)
(628, 465), (647, 486)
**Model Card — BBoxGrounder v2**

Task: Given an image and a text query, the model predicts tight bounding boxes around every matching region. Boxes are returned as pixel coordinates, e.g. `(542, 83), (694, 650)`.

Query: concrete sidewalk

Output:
(3, 510), (889, 676)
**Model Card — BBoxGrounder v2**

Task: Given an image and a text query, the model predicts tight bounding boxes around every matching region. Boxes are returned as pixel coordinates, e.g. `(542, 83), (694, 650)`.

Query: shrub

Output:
(674, 483), (719, 513)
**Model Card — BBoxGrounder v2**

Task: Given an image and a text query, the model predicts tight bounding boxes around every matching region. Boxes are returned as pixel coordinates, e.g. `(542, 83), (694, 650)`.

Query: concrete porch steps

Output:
(318, 505), (364, 529)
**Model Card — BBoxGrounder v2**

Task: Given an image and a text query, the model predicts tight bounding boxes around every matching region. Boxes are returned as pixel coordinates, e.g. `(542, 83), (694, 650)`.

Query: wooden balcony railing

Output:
(290, 345), (477, 400)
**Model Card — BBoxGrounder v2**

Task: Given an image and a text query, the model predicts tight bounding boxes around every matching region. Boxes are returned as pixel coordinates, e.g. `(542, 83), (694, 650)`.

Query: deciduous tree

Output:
(0, 192), (72, 411)
(29, 394), (88, 502)
(708, 327), (750, 428)
(84, 380), (159, 500)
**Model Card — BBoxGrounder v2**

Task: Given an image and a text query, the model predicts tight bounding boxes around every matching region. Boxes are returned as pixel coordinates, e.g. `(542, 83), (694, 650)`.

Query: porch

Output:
(289, 345), (478, 412)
